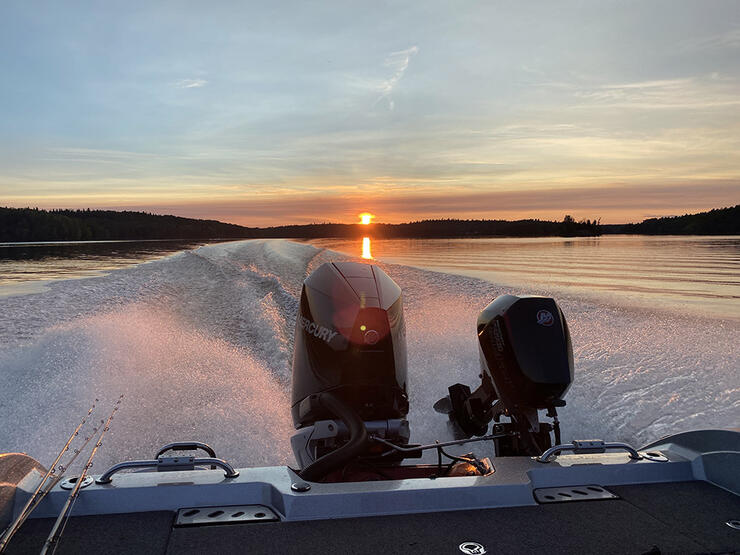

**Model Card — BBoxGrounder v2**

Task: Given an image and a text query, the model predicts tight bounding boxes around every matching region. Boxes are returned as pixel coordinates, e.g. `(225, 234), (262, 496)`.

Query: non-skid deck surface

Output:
(7, 481), (740, 554)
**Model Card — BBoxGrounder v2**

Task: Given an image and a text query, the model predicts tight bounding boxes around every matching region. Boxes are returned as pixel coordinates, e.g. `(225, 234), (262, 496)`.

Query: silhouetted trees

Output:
(620, 205), (738, 235)
(0, 208), (258, 242)
(0, 207), (607, 242)
(3, 205), (733, 243)
(560, 215), (600, 237)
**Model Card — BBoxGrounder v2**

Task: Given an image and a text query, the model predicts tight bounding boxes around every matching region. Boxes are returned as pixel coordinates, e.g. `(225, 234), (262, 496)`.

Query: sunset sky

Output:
(1, 1), (739, 225)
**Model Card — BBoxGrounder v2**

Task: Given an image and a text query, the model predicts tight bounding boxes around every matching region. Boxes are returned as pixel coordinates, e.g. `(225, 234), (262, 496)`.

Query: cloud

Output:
(376, 46), (418, 110)
(680, 27), (740, 51)
(571, 76), (740, 110)
(175, 78), (208, 89)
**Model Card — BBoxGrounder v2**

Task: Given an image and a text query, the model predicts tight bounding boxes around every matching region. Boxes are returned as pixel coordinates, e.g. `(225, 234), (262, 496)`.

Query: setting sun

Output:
(359, 213), (375, 225)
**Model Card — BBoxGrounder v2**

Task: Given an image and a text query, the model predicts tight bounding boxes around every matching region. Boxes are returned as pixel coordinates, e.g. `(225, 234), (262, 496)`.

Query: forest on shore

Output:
(0, 208), (599, 241)
(616, 205), (738, 235)
(0, 205), (736, 242)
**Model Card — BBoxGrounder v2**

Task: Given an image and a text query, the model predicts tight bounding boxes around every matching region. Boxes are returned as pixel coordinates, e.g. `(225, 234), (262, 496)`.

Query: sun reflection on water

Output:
(362, 237), (372, 259)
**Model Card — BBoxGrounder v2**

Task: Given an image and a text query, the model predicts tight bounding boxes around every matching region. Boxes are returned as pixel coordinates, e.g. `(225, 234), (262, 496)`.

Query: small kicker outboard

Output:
(290, 262), (410, 480)
(438, 294), (574, 456)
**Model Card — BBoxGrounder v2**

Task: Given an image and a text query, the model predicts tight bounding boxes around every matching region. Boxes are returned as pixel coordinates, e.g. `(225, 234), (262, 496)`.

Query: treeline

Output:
(0, 208), (254, 242)
(0, 207), (601, 242)
(364, 215), (600, 239)
(618, 205), (739, 235)
(3, 205), (736, 242)
(251, 216), (600, 239)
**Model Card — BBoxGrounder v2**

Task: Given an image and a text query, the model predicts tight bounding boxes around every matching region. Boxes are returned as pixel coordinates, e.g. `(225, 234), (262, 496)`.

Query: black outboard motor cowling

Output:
(290, 262), (409, 475)
(444, 294), (573, 456)
(477, 294), (573, 412)
(291, 261), (408, 426)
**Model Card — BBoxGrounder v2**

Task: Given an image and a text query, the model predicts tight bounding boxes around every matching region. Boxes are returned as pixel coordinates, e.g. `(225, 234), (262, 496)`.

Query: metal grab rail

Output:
(96, 456), (239, 484)
(155, 441), (216, 459)
(536, 440), (642, 463)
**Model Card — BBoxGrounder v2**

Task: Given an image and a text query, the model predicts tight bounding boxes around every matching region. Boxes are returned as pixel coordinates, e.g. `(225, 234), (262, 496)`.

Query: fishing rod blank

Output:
(0, 419), (103, 553)
(22, 418), (104, 523)
(41, 395), (123, 555)
(0, 399), (98, 553)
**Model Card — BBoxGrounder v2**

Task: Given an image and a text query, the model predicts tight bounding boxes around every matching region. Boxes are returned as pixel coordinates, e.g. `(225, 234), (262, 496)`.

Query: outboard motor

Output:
(290, 262), (409, 480)
(442, 295), (573, 456)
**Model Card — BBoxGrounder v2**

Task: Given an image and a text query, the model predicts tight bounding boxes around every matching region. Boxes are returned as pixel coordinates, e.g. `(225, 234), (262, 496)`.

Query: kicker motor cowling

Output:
(290, 262), (410, 473)
(446, 294), (574, 455)
(477, 294), (573, 413)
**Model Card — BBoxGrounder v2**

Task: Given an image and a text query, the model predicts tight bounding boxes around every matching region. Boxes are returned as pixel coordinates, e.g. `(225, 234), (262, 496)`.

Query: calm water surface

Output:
(2, 236), (738, 319)
(310, 235), (740, 320)
(0, 240), (222, 296)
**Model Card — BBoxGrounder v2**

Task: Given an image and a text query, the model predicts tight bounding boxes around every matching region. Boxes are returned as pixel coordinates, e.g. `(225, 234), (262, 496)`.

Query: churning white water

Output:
(0, 239), (738, 470)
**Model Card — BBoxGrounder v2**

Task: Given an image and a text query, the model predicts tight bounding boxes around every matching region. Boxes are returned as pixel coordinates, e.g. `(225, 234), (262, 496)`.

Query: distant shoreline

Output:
(1, 205), (737, 242)
(3, 233), (740, 248)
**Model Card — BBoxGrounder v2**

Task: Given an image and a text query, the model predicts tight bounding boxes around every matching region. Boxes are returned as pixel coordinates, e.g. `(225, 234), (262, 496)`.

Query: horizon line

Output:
(3, 204), (737, 228)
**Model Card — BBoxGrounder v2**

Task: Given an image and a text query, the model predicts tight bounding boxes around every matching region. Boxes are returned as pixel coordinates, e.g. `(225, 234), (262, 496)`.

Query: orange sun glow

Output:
(359, 213), (375, 225)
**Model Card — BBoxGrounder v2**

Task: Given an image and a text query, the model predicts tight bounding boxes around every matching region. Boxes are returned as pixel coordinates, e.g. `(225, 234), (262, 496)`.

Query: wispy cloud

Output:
(571, 76), (740, 110)
(376, 46), (418, 110)
(175, 78), (208, 89)
(680, 27), (740, 51)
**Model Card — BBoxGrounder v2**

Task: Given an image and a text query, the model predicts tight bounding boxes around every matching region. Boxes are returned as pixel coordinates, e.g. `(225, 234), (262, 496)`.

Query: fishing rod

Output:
(41, 395), (123, 555)
(0, 418), (103, 553)
(21, 417), (105, 522)
(0, 400), (98, 553)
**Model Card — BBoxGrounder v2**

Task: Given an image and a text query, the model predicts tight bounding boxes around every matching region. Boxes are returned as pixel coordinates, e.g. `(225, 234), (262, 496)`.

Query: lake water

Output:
(0, 237), (738, 469)
(0, 240), (220, 296)
(310, 235), (740, 321)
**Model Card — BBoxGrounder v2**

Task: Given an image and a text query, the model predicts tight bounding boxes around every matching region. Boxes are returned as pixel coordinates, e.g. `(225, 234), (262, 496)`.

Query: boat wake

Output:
(0, 240), (738, 468)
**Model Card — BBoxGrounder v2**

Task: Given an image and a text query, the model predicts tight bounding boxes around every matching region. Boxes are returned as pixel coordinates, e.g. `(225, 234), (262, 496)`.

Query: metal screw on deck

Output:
(291, 481), (311, 492)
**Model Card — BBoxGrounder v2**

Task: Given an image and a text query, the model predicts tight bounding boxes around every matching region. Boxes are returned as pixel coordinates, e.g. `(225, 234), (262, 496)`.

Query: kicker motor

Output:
(290, 262), (573, 480)
(440, 294), (573, 456)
